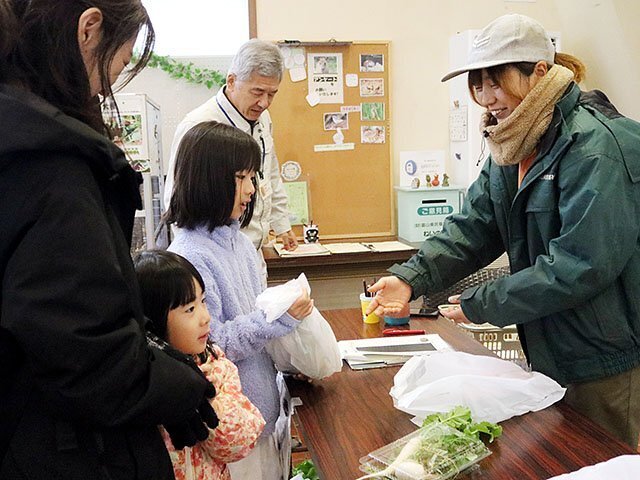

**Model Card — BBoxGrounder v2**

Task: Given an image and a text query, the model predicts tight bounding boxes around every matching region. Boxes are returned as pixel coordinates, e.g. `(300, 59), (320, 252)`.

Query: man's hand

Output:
(277, 230), (298, 250)
(365, 276), (412, 317)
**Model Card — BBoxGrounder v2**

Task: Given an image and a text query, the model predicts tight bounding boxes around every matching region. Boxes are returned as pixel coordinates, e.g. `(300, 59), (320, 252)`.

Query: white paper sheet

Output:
(273, 242), (330, 257)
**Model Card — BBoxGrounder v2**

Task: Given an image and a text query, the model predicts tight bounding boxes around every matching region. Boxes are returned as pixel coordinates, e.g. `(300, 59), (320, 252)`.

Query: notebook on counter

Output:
(338, 334), (452, 370)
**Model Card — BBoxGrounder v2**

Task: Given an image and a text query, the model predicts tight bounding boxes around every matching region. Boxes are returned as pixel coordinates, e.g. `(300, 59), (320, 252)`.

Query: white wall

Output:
(118, 1), (640, 183)
(116, 56), (232, 173)
(255, 0), (640, 184)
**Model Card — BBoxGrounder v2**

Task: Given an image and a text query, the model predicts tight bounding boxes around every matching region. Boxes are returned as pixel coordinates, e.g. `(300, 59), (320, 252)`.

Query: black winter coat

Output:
(0, 85), (208, 479)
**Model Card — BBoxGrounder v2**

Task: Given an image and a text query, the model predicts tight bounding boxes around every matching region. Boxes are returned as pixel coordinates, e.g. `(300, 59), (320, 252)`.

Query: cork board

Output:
(269, 41), (392, 240)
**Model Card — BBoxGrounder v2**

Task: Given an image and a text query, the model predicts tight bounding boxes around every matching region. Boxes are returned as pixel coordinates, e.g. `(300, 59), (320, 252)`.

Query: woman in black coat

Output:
(0, 1), (216, 478)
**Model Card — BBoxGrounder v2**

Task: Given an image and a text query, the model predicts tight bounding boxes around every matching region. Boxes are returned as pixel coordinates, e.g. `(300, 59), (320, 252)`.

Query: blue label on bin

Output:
(417, 205), (453, 216)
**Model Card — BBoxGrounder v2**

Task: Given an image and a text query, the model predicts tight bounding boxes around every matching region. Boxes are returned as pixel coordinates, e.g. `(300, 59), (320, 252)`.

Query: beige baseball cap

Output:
(442, 14), (555, 82)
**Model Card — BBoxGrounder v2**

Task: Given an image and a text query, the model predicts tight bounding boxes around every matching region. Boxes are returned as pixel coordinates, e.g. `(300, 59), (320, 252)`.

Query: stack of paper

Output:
(273, 243), (331, 257)
(324, 243), (372, 254)
(273, 240), (415, 258)
(338, 334), (451, 370)
(324, 240), (415, 254)
(361, 241), (415, 252)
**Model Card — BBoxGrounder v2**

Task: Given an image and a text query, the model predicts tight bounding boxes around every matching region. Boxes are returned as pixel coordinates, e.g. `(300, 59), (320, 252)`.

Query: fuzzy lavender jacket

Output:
(168, 222), (298, 436)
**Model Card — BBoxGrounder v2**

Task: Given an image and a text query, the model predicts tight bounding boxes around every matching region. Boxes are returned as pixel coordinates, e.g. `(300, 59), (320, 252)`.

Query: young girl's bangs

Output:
(232, 136), (262, 174)
(168, 268), (200, 309)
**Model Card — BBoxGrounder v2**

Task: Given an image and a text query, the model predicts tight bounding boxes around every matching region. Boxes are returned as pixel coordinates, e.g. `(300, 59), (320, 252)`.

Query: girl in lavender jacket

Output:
(166, 121), (313, 480)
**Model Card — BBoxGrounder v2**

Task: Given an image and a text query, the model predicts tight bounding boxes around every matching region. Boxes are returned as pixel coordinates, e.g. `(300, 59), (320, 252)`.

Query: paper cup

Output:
(360, 293), (381, 324)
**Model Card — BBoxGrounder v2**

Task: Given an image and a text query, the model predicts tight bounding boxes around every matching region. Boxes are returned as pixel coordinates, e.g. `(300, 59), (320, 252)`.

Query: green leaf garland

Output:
(133, 52), (225, 89)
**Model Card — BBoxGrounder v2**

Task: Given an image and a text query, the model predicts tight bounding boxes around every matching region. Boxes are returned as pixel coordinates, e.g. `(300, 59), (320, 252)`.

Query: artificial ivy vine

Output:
(136, 52), (226, 89)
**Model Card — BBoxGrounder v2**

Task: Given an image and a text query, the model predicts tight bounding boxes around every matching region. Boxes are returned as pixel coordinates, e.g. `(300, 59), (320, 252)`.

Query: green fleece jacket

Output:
(390, 83), (640, 385)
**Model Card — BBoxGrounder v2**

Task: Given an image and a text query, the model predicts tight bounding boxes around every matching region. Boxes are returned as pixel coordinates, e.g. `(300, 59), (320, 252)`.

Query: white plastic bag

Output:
(390, 351), (566, 424)
(257, 273), (342, 379)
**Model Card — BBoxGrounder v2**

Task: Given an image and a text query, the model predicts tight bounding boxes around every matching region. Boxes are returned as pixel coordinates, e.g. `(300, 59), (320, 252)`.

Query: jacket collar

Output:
(537, 82), (579, 159)
(194, 221), (241, 247)
(216, 86), (255, 134)
(517, 83), (579, 192)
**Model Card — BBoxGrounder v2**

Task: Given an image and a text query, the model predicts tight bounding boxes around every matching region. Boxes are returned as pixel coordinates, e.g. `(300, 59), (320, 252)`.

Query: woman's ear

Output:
(533, 60), (549, 78)
(77, 8), (103, 58)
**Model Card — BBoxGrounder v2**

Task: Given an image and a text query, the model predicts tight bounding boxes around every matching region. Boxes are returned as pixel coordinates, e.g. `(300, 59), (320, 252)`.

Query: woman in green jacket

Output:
(369, 13), (640, 448)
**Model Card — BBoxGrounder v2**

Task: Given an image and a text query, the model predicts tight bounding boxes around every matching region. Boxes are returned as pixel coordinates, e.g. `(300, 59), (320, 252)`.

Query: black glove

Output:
(198, 382), (219, 429)
(146, 332), (219, 449)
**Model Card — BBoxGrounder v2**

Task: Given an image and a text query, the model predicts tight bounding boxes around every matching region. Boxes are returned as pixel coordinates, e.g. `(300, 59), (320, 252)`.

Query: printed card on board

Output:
(308, 53), (344, 104)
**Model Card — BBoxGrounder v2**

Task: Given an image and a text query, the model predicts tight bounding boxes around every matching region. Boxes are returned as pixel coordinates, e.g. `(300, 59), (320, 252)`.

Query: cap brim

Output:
(441, 57), (526, 82)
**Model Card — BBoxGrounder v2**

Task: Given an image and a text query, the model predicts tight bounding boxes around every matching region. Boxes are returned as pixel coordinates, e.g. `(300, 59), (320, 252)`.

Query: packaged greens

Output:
(357, 422), (491, 480)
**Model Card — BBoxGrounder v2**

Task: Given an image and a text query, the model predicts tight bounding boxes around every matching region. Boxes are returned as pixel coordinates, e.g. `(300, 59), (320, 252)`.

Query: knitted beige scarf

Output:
(480, 64), (575, 166)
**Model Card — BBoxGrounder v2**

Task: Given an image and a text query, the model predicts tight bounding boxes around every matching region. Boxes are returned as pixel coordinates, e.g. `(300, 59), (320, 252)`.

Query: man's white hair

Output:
(228, 39), (284, 81)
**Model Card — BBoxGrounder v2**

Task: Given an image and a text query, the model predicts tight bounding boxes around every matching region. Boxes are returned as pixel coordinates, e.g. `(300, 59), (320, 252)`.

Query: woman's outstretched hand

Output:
(438, 295), (471, 324)
(365, 276), (412, 317)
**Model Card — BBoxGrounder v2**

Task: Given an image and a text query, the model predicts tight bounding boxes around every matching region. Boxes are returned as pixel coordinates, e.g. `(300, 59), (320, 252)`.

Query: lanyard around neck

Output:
(216, 97), (265, 180)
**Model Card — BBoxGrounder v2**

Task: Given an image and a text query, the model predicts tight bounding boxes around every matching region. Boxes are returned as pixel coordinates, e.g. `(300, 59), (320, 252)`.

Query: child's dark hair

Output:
(133, 250), (205, 339)
(167, 120), (262, 231)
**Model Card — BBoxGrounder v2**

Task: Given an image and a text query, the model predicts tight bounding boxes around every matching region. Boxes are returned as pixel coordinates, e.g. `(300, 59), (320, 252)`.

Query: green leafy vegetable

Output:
(292, 459), (319, 480)
(422, 405), (503, 442)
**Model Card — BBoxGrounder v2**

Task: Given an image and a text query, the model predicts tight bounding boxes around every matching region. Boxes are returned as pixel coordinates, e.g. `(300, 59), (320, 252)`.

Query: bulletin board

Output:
(269, 41), (393, 240)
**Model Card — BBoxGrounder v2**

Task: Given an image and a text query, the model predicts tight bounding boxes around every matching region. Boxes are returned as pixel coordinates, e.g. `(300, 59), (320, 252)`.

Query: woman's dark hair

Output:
(0, 1), (15, 56)
(0, 0), (154, 132)
(468, 53), (586, 105)
(167, 121), (262, 231)
(133, 250), (205, 339)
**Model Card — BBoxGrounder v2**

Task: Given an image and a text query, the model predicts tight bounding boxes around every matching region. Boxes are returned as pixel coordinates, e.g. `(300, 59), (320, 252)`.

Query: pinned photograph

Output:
(361, 125), (385, 144)
(312, 54), (338, 74)
(323, 112), (349, 131)
(360, 78), (384, 97)
(361, 102), (385, 121)
(360, 53), (384, 72)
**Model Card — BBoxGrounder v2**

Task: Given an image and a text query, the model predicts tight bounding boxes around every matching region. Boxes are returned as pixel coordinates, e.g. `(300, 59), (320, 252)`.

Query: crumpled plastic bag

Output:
(390, 351), (566, 424)
(256, 273), (342, 379)
(547, 455), (640, 479)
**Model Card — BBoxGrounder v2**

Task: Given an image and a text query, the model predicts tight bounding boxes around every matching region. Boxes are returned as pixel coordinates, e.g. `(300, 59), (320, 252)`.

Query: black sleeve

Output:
(2, 157), (206, 427)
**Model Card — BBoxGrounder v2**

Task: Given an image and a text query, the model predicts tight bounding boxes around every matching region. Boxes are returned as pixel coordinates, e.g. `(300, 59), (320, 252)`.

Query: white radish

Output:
(394, 460), (427, 479)
(356, 437), (422, 479)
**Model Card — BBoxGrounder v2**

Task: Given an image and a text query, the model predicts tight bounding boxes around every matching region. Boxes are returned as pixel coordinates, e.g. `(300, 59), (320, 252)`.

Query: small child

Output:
(166, 120), (314, 480)
(134, 250), (265, 480)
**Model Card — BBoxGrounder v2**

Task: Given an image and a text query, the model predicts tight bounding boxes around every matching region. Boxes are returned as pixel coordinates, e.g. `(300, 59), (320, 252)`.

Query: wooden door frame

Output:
(248, 0), (257, 38)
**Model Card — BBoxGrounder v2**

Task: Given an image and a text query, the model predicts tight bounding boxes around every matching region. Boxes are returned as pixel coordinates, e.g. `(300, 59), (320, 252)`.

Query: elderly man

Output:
(164, 39), (298, 270)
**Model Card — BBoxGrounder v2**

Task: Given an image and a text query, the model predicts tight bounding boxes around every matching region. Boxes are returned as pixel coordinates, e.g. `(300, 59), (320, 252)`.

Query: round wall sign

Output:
(281, 160), (302, 181)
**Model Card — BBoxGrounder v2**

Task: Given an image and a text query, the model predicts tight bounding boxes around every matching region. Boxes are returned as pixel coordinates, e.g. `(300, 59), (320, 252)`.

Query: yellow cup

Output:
(360, 293), (381, 324)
